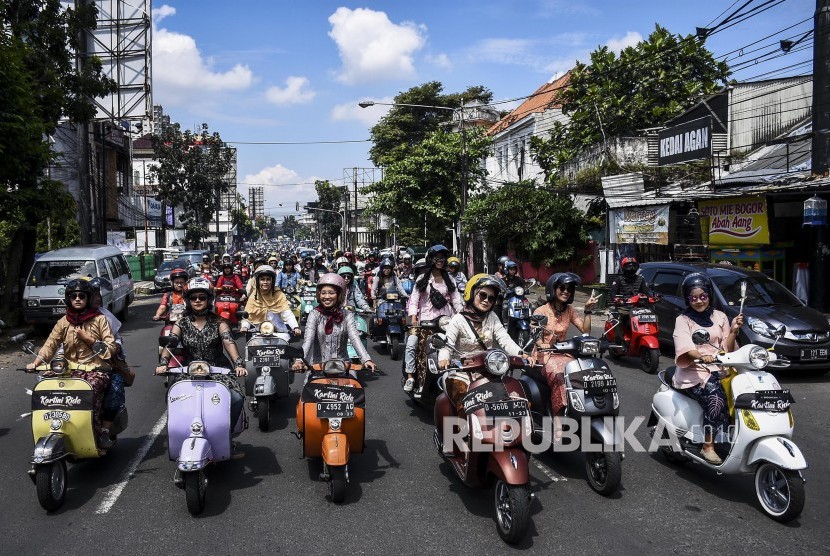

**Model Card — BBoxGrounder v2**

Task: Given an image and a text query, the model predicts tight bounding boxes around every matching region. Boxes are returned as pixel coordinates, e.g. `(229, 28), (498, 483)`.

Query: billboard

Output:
(698, 197), (770, 245)
(609, 205), (670, 245)
(658, 117), (711, 165)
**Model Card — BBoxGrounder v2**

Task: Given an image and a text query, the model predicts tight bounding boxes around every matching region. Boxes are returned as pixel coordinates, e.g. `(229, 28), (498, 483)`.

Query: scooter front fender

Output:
(31, 433), (67, 464)
(254, 373), (277, 397)
(487, 449), (529, 485)
(177, 436), (211, 471)
(321, 433), (350, 467)
(747, 436), (808, 471)
(636, 335), (660, 350)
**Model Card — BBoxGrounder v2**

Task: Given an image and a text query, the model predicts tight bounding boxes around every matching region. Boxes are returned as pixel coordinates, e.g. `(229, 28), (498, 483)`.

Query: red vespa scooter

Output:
(603, 293), (661, 373)
(215, 283), (243, 328)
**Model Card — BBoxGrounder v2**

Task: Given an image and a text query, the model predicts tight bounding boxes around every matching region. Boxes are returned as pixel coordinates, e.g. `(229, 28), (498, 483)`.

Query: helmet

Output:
(621, 256), (639, 276)
(333, 250), (343, 259)
(447, 256), (460, 270)
(254, 264), (276, 282)
(222, 253), (231, 261)
(221, 261), (234, 271)
(402, 253), (412, 262)
(426, 244), (449, 266)
(268, 255), (278, 264)
(545, 272), (580, 305)
(464, 273), (507, 304)
(87, 276), (112, 309)
(282, 258), (294, 268)
(202, 255), (210, 262)
(186, 277), (213, 298)
(315, 254), (323, 262)
(504, 260), (518, 270)
(316, 273), (347, 305)
(303, 256), (313, 265)
(497, 255), (510, 268)
(170, 268), (189, 283)
(681, 272), (713, 306)
(337, 266), (355, 278)
(379, 257), (395, 269)
(64, 279), (94, 307)
(334, 256), (350, 269)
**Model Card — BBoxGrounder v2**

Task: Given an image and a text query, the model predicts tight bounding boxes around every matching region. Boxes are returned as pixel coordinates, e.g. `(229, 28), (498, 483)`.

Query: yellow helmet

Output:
(447, 256), (460, 267)
(463, 273), (506, 303)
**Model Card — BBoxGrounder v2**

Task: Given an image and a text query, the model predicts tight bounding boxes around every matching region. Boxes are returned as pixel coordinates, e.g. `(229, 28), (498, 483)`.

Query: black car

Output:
(154, 259), (197, 292)
(639, 262), (830, 373)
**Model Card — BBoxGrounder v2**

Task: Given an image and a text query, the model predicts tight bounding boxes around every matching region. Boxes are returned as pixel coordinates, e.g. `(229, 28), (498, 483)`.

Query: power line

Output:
(226, 139), (370, 145)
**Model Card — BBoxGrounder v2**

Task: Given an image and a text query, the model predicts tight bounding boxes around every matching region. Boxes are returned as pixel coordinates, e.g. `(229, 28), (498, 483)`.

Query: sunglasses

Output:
(688, 293), (709, 303)
(557, 285), (575, 292)
(68, 292), (88, 300)
(476, 291), (498, 303)
(433, 257), (446, 263)
(188, 294), (209, 302)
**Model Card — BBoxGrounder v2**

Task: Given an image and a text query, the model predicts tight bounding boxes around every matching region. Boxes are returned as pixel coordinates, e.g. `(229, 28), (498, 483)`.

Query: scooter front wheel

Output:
(184, 470), (207, 515)
(585, 451), (622, 496)
(755, 463), (805, 522)
(494, 479), (530, 544)
(257, 397), (271, 431)
(329, 465), (347, 504)
(35, 460), (67, 511)
(390, 335), (402, 361)
(640, 347), (660, 374)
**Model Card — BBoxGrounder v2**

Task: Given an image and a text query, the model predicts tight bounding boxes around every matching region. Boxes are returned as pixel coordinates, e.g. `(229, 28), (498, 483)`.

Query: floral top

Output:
(532, 304), (584, 348)
(178, 315), (230, 368)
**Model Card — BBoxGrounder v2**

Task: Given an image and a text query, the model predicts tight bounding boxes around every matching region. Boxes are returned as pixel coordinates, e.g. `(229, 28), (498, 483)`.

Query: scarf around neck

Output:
(315, 305), (344, 335)
(461, 304), (489, 324)
(682, 305), (715, 328)
(65, 306), (101, 326)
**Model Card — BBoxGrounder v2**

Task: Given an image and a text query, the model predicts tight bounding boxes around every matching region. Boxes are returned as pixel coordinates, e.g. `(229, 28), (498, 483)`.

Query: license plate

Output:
(303, 296), (315, 302)
(800, 348), (828, 361)
(483, 399), (528, 418)
(316, 402), (355, 418)
(52, 307), (66, 315)
(252, 356), (281, 366)
(584, 377), (618, 395)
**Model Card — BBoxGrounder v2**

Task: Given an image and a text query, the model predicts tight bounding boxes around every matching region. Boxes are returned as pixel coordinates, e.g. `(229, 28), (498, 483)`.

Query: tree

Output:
(530, 25), (730, 182)
(463, 181), (592, 266)
(0, 0), (116, 320)
(368, 82), (493, 168)
(282, 215), (299, 238)
(151, 123), (235, 246)
(363, 128), (491, 246)
(315, 180), (343, 245)
(231, 207), (258, 242)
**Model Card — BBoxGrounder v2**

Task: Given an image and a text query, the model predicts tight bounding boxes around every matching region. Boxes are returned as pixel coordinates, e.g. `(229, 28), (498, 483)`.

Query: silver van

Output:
(24, 244), (135, 327)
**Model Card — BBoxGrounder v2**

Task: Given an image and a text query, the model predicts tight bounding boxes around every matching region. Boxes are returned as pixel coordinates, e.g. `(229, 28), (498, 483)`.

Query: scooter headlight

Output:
(579, 339), (600, 355)
(260, 321), (275, 335)
(748, 346), (770, 369)
(187, 361), (211, 377)
(485, 350), (510, 377)
(190, 422), (204, 435)
(569, 390), (585, 412)
(514, 286), (524, 297)
(329, 418), (342, 431)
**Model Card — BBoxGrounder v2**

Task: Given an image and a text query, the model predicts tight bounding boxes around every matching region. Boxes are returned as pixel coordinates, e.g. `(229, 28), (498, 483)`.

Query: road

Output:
(0, 295), (828, 554)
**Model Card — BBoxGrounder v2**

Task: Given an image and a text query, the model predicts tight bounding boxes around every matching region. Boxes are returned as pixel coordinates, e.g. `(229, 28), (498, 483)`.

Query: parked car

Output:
(179, 250), (210, 271)
(639, 262), (830, 373)
(154, 259), (198, 292)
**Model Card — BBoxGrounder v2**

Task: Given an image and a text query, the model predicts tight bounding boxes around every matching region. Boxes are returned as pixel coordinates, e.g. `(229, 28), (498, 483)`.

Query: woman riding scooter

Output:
(370, 257), (407, 303)
(446, 257), (468, 293)
(156, 277), (248, 455)
(241, 265), (302, 337)
(339, 266), (372, 312)
(672, 272), (744, 465)
(26, 279), (117, 449)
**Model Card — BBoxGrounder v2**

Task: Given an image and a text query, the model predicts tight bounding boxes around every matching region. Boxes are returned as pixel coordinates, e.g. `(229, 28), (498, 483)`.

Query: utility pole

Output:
(76, 0), (92, 244)
(810, 0), (830, 311)
(458, 99), (468, 274)
(353, 167), (358, 249)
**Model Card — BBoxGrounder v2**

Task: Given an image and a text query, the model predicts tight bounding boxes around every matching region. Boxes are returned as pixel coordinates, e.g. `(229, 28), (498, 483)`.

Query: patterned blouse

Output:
(178, 314), (231, 368)
(302, 309), (372, 365)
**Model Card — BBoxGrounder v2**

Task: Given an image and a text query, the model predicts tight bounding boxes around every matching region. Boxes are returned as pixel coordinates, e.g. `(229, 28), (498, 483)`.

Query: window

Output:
(651, 271), (683, 297)
(116, 255), (130, 276)
(98, 259), (112, 279)
(28, 260), (95, 285)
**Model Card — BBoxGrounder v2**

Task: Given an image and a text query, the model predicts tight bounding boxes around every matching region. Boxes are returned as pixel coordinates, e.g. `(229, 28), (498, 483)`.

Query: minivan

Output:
(639, 262), (830, 373)
(24, 245), (135, 328)
(179, 250), (210, 271)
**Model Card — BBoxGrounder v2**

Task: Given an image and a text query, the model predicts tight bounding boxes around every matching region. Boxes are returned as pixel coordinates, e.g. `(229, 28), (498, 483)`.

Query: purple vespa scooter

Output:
(159, 339), (248, 515)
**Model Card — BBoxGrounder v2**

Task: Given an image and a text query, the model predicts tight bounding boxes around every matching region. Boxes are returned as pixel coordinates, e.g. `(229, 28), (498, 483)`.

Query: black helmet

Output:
(545, 272), (580, 305)
(505, 260), (518, 270)
(87, 276), (112, 309)
(380, 257), (394, 269)
(497, 255), (510, 268)
(681, 272), (713, 307)
(426, 244), (449, 266)
(64, 279), (95, 306)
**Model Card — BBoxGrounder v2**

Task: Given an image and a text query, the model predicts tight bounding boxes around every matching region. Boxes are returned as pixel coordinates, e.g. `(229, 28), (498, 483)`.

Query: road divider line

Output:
(531, 457), (566, 483)
(95, 410), (167, 514)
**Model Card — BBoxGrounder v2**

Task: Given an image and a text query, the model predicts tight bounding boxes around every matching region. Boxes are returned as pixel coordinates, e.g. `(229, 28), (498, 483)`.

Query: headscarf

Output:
(245, 289), (290, 323)
(681, 305), (715, 328)
(314, 305), (343, 335)
(65, 306), (101, 326)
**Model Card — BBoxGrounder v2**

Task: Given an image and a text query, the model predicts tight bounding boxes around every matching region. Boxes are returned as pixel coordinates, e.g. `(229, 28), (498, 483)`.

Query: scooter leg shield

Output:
(254, 374), (277, 397)
(638, 335), (660, 350)
(321, 433), (350, 467)
(747, 437), (808, 470)
(590, 416), (625, 451)
(177, 437), (211, 470)
(32, 433), (67, 464)
(487, 449), (529, 485)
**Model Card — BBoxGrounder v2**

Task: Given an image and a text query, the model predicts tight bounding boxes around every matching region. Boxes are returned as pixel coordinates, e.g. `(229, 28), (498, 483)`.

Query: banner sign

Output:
(146, 197), (162, 226)
(658, 117), (711, 165)
(609, 205), (670, 245)
(698, 197), (770, 245)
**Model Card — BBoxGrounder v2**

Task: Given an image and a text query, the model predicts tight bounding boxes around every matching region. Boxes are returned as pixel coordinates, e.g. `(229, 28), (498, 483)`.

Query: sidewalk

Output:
(134, 281), (156, 296)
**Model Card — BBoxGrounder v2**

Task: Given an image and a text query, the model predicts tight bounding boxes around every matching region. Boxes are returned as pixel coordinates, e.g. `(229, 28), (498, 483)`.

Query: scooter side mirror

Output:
(691, 329), (711, 345)
(20, 340), (35, 354)
(774, 324), (786, 338)
(91, 340), (109, 355)
(236, 310), (249, 319)
(429, 335), (447, 349)
(530, 314), (548, 327)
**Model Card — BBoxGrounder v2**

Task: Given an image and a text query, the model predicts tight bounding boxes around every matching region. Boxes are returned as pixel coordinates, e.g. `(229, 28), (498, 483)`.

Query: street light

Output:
(359, 99), (469, 271)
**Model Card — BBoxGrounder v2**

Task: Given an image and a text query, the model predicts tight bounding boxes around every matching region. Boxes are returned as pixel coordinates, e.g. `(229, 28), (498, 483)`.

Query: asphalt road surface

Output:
(0, 296), (827, 554)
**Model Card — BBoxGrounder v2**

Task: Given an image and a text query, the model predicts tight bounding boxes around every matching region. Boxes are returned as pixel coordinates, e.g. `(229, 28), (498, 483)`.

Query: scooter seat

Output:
(660, 367), (697, 399)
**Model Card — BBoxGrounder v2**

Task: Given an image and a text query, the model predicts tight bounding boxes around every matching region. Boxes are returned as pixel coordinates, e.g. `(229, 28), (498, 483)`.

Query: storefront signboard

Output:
(698, 196), (770, 245)
(609, 205), (669, 245)
(658, 117), (711, 165)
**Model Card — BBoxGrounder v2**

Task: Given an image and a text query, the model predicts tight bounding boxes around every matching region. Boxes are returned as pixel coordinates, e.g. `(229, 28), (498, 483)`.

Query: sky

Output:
(148, 0), (816, 221)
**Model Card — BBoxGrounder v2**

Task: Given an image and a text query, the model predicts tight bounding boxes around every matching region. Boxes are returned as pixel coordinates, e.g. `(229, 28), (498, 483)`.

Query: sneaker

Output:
(97, 429), (114, 449)
(403, 377), (415, 392)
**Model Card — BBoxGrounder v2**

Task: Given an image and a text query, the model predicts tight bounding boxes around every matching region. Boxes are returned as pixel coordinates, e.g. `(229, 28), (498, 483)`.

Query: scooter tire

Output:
(494, 479), (531, 544)
(184, 470), (207, 515)
(640, 347), (660, 374)
(755, 463), (805, 523)
(257, 397), (271, 432)
(35, 460), (67, 512)
(329, 465), (347, 504)
(585, 451), (622, 496)
(390, 336), (402, 361)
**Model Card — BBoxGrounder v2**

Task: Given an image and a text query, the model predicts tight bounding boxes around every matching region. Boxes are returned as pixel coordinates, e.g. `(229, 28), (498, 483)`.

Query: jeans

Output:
(230, 389), (244, 430)
(102, 373), (125, 421)
(404, 333), (419, 375)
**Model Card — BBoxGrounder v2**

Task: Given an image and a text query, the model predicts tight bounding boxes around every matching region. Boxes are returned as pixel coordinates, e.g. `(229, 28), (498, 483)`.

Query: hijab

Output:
(682, 305), (715, 328)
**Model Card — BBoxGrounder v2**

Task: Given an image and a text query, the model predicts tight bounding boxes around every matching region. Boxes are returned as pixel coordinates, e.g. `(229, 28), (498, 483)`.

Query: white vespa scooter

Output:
(648, 325), (807, 522)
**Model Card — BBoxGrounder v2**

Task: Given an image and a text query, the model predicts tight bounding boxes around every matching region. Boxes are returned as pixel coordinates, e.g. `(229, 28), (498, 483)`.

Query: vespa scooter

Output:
(372, 291), (406, 360)
(603, 293), (661, 373)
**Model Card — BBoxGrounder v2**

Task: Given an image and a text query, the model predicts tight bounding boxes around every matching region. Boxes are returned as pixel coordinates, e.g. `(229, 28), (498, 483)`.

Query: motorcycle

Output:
(603, 293), (662, 373)
(158, 341), (248, 516)
(215, 284), (243, 327)
(283, 285), (303, 325)
(402, 316), (450, 405)
(294, 359), (369, 503)
(19, 341), (128, 511)
(299, 282), (318, 327)
(371, 292), (406, 360)
(648, 326), (806, 522)
(430, 336), (534, 544)
(401, 273), (415, 296)
(344, 307), (371, 364)
(504, 278), (537, 348)
(242, 314), (304, 431)
(157, 301), (186, 357)
(518, 316), (625, 495)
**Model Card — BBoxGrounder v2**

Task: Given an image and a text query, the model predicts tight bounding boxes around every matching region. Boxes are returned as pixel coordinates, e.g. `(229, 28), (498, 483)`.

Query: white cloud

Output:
(330, 96), (394, 126)
(265, 76), (316, 106)
(606, 31), (643, 54)
(427, 53), (453, 70)
(244, 164), (301, 187)
(328, 7), (426, 84)
(152, 4), (176, 23)
(243, 165), (321, 211)
(152, 13), (254, 105)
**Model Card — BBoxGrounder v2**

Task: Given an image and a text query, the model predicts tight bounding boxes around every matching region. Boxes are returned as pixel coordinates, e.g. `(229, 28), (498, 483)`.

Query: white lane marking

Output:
(531, 457), (566, 482)
(95, 410), (167, 514)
